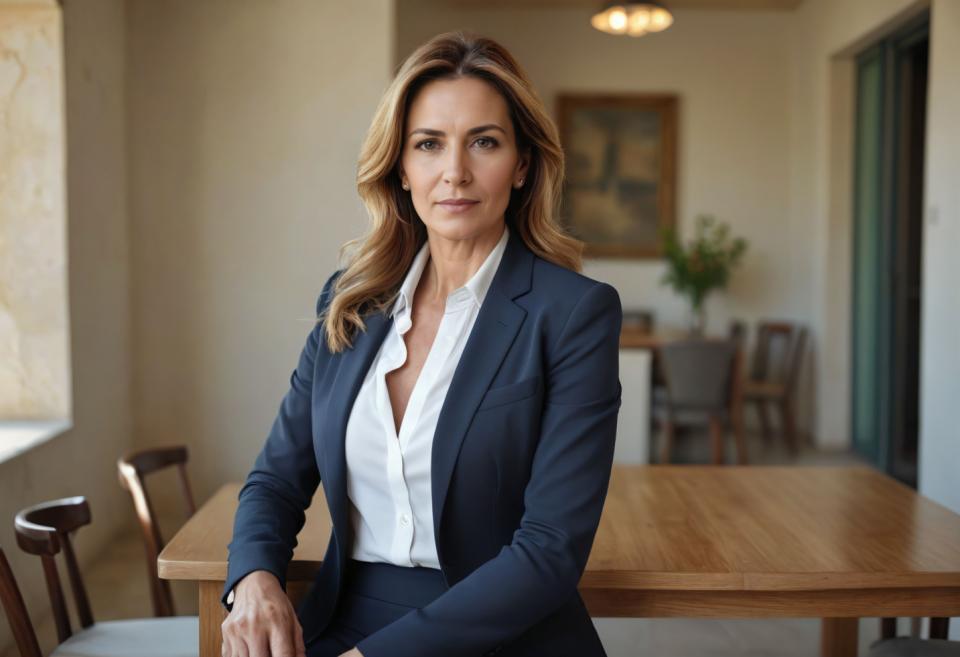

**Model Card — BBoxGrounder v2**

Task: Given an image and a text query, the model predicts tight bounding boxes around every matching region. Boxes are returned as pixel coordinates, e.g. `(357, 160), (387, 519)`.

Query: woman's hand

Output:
(221, 570), (307, 657)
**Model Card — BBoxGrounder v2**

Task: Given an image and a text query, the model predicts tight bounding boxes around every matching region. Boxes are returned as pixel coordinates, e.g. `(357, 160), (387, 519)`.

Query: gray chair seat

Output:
(652, 403), (729, 425)
(52, 616), (198, 657)
(867, 637), (960, 657)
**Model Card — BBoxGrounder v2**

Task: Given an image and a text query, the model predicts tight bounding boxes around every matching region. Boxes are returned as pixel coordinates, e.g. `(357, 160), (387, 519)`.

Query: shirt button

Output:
(400, 514), (410, 525)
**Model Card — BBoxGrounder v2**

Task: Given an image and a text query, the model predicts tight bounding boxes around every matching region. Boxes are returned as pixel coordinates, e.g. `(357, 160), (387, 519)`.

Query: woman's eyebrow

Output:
(408, 124), (506, 138)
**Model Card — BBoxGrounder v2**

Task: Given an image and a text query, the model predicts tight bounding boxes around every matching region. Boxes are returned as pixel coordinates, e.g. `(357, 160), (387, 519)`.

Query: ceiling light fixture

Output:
(591, 1), (675, 37)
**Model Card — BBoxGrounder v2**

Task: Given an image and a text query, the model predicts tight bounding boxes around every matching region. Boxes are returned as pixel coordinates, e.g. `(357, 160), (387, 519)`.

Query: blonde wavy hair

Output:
(321, 30), (583, 353)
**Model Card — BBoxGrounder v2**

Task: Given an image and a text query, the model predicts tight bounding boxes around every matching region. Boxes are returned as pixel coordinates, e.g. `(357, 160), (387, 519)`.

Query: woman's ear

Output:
(516, 150), (531, 179)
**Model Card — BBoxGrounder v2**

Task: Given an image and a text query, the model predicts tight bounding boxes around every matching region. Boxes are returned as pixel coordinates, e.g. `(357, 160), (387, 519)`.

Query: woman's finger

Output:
(269, 620), (296, 657)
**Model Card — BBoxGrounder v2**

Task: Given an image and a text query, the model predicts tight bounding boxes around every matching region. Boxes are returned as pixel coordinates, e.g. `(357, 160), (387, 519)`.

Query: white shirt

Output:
(344, 223), (510, 569)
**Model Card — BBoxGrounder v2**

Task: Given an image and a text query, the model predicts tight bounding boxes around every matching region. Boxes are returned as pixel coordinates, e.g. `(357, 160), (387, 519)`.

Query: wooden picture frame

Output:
(556, 93), (678, 259)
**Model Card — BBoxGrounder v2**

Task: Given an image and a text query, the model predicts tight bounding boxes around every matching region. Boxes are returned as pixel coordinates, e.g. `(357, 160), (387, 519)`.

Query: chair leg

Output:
(880, 618), (897, 640)
(930, 617), (949, 640)
(779, 399), (799, 454)
(709, 417), (725, 465)
(660, 420), (675, 464)
(756, 400), (772, 443)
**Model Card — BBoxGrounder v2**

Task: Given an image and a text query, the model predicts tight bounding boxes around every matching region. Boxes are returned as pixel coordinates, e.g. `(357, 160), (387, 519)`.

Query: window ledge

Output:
(0, 420), (72, 465)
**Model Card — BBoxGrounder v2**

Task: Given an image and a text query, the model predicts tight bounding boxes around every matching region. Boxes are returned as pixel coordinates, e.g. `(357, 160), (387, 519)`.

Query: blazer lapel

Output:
(430, 227), (533, 547)
(322, 309), (391, 547)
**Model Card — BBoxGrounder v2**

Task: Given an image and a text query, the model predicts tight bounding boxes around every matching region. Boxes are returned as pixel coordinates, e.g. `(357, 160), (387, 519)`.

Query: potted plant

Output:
(659, 214), (748, 335)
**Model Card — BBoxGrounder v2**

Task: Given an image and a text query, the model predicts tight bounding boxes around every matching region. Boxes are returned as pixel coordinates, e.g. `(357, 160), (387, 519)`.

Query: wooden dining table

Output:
(159, 465), (960, 657)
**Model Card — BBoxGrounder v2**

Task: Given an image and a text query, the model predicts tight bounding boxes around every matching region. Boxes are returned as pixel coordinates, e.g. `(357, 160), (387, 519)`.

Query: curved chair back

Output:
(0, 547), (43, 657)
(117, 445), (196, 617)
(14, 496), (94, 643)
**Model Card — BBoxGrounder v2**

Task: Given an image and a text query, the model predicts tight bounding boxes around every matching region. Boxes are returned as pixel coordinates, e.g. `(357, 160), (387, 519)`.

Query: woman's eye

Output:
(414, 137), (499, 151)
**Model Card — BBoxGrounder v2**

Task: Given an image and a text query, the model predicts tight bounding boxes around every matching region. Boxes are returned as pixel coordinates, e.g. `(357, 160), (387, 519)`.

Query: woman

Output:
(220, 31), (622, 657)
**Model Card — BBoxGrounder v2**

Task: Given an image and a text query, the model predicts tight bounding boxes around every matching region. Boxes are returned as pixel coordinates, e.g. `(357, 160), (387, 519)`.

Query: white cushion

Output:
(51, 616), (198, 657)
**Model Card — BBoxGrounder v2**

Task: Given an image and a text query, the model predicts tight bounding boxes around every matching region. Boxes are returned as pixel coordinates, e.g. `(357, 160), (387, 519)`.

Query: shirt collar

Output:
(391, 223), (510, 321)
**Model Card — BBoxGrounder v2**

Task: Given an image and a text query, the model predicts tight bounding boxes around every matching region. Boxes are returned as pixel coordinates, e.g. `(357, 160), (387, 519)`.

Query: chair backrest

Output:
(660, 339), (738, 411)
(0, 547), (43, 657)
(14, 496), (94, 644)
(750, 321), (808, 392)
(117, 445), (196, 617)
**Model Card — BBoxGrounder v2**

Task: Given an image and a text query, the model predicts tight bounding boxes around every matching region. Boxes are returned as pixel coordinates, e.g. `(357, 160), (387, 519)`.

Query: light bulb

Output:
(648, 7), (674, 31)
(630, 8), (651, 30)
(609, 7), (628, 31)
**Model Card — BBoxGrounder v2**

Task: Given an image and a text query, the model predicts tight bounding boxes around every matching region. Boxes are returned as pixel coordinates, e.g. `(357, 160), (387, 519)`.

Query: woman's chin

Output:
(424, 215), (503, 242)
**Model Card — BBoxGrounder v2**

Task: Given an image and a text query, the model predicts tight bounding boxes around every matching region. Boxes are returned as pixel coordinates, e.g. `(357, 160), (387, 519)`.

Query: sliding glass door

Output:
(851, 17), (928, 486)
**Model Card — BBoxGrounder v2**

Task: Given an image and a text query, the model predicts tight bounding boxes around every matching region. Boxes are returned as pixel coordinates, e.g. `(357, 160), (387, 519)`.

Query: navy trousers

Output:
(305, 559), (448, 657)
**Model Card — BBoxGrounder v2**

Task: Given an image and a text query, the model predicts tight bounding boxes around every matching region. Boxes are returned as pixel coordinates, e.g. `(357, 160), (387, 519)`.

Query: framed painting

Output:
(556, 93), (677, 259)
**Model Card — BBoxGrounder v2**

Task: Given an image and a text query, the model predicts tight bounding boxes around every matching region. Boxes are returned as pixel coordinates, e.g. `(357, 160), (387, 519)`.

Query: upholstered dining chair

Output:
(654, 338), (747, 465)
(117, 445), (196, 617)
(13, 496), (197, 657)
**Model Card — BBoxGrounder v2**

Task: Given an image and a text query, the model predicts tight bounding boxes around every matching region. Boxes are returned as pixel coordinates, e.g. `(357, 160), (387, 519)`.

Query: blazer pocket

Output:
(477, 375), (542, 411)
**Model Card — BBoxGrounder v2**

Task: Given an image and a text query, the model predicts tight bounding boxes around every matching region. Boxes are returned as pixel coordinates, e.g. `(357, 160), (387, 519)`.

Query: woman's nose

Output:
(442, 143), (471, 186)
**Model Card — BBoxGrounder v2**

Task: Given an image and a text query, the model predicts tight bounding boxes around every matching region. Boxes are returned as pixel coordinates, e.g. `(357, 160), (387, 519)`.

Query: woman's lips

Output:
(437, 200), (479, 213)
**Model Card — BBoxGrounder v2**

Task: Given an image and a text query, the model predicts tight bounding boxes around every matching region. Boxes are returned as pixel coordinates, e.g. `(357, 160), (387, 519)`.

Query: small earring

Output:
(515, 178), (524, 188)
(402, 181), (410, 190)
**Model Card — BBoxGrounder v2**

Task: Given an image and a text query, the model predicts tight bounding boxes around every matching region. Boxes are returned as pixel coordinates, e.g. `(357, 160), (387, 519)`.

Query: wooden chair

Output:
(868, 618), (958, 655)
(654, 338), (747, 465)
(0, 547), (42, 657)
(742, 321), (808, 453)
(14, 496), (198, 657)
(117, 445), (196, 617)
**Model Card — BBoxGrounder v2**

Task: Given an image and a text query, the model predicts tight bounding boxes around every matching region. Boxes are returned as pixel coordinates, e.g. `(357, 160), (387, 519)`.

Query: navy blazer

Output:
(224, 226), (623, 657)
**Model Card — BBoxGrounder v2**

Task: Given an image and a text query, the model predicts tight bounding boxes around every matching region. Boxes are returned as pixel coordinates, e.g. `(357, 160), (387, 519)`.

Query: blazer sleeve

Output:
(221, 269), (341, 609)
(356, 281), (623, 657)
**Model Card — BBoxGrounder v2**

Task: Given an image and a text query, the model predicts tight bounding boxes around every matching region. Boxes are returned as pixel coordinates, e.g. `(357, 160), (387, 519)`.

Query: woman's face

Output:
(399, 76), (529, 242)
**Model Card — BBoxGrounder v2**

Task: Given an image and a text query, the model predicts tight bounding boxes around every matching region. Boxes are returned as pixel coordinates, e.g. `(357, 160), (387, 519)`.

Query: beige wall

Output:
(126, 0), (396, 506)
(0, 0), (132, 653)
